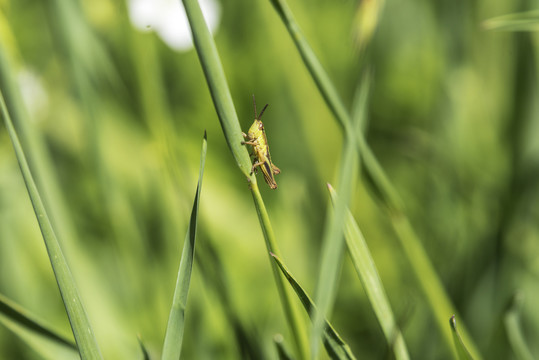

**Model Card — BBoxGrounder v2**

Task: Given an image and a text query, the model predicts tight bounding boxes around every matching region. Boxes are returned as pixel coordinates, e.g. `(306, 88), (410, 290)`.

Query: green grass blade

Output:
(482, 10), (539, 32)
(271, 253), (357, 360)
(180, 0), (253, 178)
(327, 185), (410, 360)
(0, 92), (102, 359)
(450, 315), (474, 360)
(267, 1), (482, 357)
(181, 0), (309, 358)
(504, 294), (534, 360)
(138, 335), (151, 360)
(0, 293), (76, 351)
(161, 132), (207, 360)
(274, 334), (294, 360)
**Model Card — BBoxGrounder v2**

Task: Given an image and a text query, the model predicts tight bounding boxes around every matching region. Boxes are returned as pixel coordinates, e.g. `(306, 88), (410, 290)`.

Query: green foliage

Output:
(1, 0), (538, 359)
(162, 132), (206, 360)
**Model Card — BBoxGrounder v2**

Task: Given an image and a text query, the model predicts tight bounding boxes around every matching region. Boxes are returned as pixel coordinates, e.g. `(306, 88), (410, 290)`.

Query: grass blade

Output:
(274, 334), (294, 360)
(180, 0), (309, 358)
(450, 315), (474, 360)
(138, 335), (151, 360)
(161, 132), (207, 360)
(271, 253), (357, 360)
(0, 293), (77, 352)
(482, 10), (539, 32)
(504, 294), (534, 360)
(0, 92), (102, 359)
(267, 1), (481, 357)
(327, 185), (410, 360)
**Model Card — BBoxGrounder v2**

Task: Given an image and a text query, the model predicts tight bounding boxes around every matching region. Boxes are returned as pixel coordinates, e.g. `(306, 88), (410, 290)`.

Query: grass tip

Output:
(203, 130), (207, 139)
(450, 314), (456, 328)
(274, 333), (284, 343)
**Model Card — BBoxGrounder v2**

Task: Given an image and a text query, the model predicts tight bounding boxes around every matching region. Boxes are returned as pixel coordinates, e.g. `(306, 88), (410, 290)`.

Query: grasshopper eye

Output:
(258, 122), (264, 130)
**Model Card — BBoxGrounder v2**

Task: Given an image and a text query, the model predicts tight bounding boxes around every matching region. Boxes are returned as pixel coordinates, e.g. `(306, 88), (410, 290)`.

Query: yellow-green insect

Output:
(241, 96), (281, 189)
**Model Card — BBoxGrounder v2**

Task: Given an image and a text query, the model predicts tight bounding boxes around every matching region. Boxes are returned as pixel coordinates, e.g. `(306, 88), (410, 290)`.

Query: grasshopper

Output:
(241, 96), (281, 189)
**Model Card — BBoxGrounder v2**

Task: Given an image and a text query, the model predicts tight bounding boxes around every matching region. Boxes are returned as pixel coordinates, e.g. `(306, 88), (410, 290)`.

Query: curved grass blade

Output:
(0, 293), (77, 354)
(271, 253), (357, 360)
(0, 92), (102, 359)
(450, 315), (474, 360)
(138, 335), (151, 360)
(274, 334), (294, 360)
(180, 0), (309, 358)
(482, 10), (539, 32)
(161, 132), (207, 360)
(328, 185), (410, 360)
(267, 1), (481, 358)
(504, 294), (534, 360)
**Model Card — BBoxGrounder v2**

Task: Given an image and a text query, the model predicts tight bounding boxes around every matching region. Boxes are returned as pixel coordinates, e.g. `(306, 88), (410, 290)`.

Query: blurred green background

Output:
(1, 0), (538, 359)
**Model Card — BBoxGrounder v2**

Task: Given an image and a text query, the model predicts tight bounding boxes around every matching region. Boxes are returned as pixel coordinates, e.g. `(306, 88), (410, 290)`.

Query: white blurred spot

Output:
(17, 70), (48, 122)
(127, 0), (221, 52)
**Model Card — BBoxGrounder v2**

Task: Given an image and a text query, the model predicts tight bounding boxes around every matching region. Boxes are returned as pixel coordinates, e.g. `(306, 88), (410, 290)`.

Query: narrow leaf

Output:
(271, 253), (357, 360)
(267, 0), (482, 357)
(450, 315), (474, 360)
(181, 0), (309, 357)
(483, 10), (539, 32)
(328, 185), (410, 360)
(274, 334), (294, 360)
(161, 131), (207, 360)
(504, 294), (534, 360)
(0, 293), (78, 360)
(0, 91), (101, 359)
(138, 335), (151, 360)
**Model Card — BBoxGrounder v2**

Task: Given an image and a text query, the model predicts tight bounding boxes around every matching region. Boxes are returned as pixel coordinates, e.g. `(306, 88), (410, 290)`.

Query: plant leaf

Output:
(0, 293), (78, 360)
(483, 10), (539, 32)
(328, 185), (410, 360)
(271, 253), (357, 360)
(181, 0), (310, 357)
(161, 132), (207, 360)
(450, 315), (474, 360)
(504, 294), (534, 360)
(0, 90), (102, 359)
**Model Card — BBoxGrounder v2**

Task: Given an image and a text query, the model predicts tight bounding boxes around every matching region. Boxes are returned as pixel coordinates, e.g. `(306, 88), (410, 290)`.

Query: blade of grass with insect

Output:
(450, 315), (474, 360)
(271, 253), (357, 360)
(482, 10), (539, 32)
(180, 0), (309, 358)
(0, 90), (102, 360)
(327, 184), (410, 360)
(0, 293), (77, 351)
(161, 132), (207, 360)
(267, 1), (481, 358)
(503, 294), (534, 360)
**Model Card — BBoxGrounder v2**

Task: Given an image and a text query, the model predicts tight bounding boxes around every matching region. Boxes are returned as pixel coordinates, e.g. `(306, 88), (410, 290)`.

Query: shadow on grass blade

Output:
(450, 315), (474, 360)
(271, 253), (357, 360)
(161, 132), (207, 360)
(0, 91), (101, 359)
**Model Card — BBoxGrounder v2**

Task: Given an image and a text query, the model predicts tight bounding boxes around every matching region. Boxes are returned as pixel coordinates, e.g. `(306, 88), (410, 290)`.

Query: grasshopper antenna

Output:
(253, 94), (269, 119)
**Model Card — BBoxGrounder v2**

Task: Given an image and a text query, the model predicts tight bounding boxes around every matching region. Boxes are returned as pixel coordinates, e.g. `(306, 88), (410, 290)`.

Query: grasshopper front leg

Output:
(250, 160), (264, 175)
(241, 132), (257, 146)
